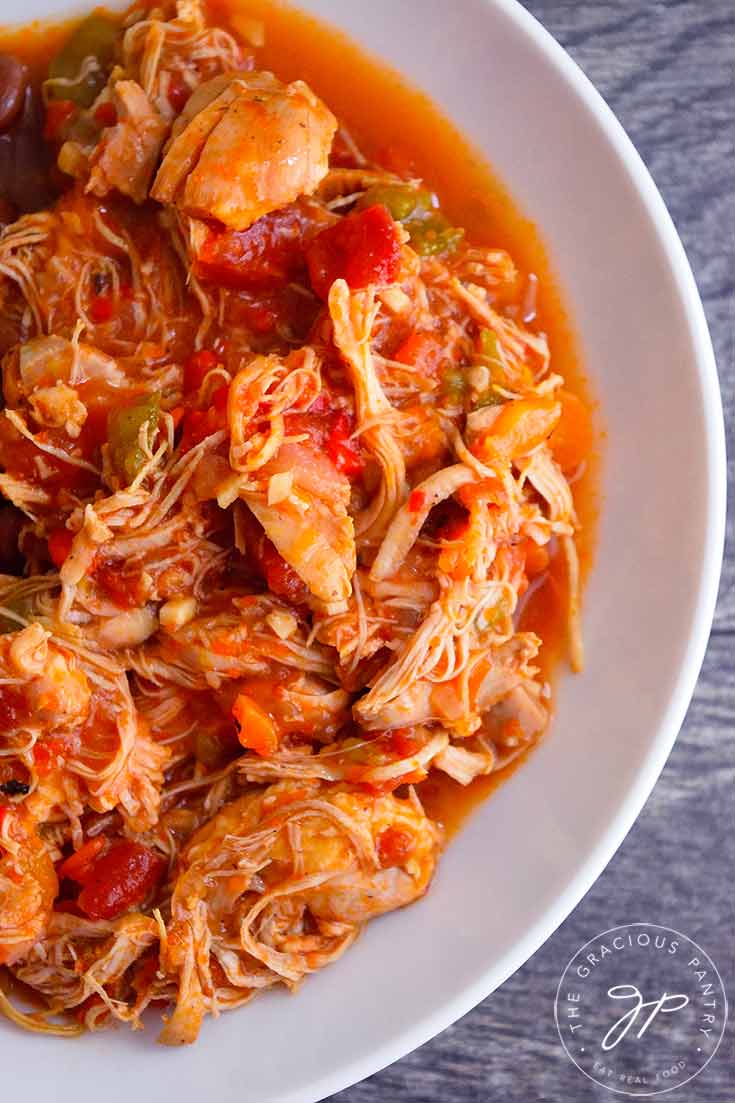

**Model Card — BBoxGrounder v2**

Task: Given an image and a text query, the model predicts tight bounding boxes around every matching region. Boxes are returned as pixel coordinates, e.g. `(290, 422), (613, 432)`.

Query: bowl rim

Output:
(286, 0), (726, 1098)
(0, 0), (725, 1097)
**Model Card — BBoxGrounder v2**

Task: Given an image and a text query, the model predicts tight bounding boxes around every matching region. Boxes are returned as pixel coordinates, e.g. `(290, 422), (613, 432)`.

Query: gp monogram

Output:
(554, 924), (727, 1096)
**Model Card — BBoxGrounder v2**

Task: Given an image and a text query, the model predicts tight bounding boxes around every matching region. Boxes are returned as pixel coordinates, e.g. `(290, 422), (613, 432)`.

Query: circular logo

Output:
(554, 923), (728, 1096)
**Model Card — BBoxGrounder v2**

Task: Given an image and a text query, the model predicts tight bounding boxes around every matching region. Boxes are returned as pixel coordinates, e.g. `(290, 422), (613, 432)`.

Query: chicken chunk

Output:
(158, 779), (440, 1043)
(329, 281), (407, 541)
(241, 726), (448, 789)
(151, 72), (337, 229)
(0, 623), (91, 735)
(131, 594), (337, 688)
(245, 484), (356, 606)
(223, 349), (356, 605)
(12, 912), (160, 1026)
(86, 81), (168, 204)
(29, 381), (87, 438)
(5, 335), (126, 407)
(0, 812), (57, 965)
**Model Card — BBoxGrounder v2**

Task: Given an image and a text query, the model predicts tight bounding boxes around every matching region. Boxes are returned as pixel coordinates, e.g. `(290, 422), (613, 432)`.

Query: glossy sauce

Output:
(0, 0), (600, 839)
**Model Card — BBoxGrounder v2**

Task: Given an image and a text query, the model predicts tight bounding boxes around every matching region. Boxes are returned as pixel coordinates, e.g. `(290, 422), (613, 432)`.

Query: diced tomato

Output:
(93, 559), (147, 608)
(89, 294), (114, 323)
(179, 400), (228, 453)
(43, 99), (76, 142)
(166, 70), (191, 113)
(32, 742), (55, 776)
(183, 349), (219, 393)
(47, 526), (74, 568)
(77, 840), (166, 920)
(179, 410), (206, 452)
(376, 826), (414, 868)
(240, 510), (310, 606)
(389, 727), (420, 757)
(407, 489), (426, 512)
(283, 409), (329, 449)
(259, 541), (309, 606)
(94, 101), (118, 128)
(212, 385), (229, 415)
(326, 411), (364, 478)
(393, 333), (425, 365)
(232, 693), (279, 757)
(57, 836), (108, 884)
(0, 687), (24, 733)
(305, 204), (402, 300)
(194, 204), (328, 291)
(393, 331), (443, 377)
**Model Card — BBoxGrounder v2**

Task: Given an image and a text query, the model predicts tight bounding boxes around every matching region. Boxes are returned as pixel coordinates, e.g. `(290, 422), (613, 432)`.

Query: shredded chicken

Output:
(0, 0), (593, 1047)
(329, 280), (407, 540)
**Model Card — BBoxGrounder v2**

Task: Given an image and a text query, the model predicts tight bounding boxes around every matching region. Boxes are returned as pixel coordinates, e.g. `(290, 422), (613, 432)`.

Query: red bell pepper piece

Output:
(326, 411), (364, 478)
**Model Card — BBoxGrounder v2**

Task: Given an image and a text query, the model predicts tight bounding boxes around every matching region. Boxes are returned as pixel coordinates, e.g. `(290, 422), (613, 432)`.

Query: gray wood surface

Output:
(331, 2), (734, 1100)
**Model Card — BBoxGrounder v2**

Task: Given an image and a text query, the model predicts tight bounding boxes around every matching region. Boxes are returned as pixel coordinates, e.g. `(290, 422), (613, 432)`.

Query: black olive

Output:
(0, 54), (28, 134)
(0, 85), (56, 214)
(0, 779), (30, 796)
(0, 503), (24, 574)
(0, 195), (17, 224)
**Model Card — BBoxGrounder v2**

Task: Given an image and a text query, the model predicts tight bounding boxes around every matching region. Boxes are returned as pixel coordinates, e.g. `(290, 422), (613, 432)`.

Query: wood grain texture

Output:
(330, 2), (734, 1100)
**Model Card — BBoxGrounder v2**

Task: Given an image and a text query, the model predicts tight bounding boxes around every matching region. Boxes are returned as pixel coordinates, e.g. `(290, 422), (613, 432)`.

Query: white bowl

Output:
(2, 1), (726, 1100)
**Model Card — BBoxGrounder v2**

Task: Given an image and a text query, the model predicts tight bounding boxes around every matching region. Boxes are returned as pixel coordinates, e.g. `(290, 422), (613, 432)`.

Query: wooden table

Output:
(331, 2), (733, 1099)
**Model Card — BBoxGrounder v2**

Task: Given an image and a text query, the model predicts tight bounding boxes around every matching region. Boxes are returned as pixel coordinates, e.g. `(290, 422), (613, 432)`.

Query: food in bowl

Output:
(0, 0), (595, 1044)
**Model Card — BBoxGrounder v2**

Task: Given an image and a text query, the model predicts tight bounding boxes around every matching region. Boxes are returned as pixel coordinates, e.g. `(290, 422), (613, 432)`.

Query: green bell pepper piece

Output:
(47, 14), (119, 107)
(108, 395), (160, 485)
(407, 213), (464, 257)
(442, 367), (466, 404)
(358, 183), (433, 223)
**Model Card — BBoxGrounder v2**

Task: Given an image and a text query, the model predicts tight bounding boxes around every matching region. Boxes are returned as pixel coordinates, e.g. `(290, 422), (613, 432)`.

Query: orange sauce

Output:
(0, 16), (73, 71)
(0, 0), (600, 839)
